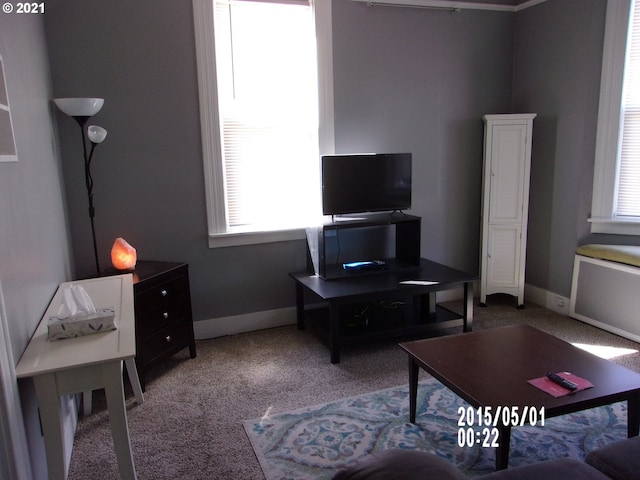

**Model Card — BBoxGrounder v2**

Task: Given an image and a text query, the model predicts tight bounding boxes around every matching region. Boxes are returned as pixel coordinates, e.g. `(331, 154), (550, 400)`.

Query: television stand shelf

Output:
(290, 257), (477, 363)
(308, 213), (421, 280)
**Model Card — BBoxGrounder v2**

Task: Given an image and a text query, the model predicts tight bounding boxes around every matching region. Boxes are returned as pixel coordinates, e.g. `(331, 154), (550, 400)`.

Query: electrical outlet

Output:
(555, 296), (566, 308)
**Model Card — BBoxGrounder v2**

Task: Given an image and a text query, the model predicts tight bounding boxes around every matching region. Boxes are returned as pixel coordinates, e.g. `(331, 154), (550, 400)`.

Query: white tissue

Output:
(58, 284), (97, 318)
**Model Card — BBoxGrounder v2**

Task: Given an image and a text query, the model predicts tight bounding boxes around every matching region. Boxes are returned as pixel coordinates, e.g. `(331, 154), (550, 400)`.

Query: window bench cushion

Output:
(576, 244), (640, 268)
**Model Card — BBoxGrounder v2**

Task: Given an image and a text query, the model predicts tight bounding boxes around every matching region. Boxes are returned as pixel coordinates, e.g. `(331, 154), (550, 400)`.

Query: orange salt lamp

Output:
(111, 237), (137, 271)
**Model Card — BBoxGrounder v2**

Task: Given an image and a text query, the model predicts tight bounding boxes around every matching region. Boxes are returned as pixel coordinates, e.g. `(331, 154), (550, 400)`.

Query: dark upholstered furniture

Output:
(333, 438), (640, 480)
(584, 436), (640, 480)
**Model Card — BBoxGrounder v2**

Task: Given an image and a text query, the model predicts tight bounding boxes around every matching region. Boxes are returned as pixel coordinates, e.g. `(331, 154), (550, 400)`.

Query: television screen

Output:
(321, 153), (412, 215)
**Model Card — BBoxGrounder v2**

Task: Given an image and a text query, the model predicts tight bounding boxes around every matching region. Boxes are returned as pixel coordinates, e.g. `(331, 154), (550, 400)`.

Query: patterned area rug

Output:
(244, 377), (627, 480)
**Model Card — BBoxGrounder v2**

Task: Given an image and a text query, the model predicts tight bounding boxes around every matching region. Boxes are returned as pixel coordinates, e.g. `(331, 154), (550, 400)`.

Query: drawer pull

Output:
(165, 335), (172, 342)
(162, 312), (169, 319)
(160, 289), (168, 297)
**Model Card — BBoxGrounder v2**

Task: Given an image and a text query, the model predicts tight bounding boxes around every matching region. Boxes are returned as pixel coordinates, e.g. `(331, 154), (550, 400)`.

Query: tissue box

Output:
(48, 308), (117, 340)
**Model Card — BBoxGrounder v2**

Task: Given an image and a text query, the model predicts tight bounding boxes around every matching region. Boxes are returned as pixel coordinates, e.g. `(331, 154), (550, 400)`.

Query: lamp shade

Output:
(53, 98), (104, 117)
(87, 125), (108, 144)
(111, 237), (137, 271)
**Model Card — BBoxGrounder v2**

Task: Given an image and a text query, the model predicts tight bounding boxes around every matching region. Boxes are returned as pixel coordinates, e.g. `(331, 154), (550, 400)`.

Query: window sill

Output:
(589, 217), (640, 236)
(208, 227), (307, 248)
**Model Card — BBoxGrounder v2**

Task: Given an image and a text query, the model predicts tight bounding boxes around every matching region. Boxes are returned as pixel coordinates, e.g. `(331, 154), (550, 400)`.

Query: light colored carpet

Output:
(67, 295), (640, 479)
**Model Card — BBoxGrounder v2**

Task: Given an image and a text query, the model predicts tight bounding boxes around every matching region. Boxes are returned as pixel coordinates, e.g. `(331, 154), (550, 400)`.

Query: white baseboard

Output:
(524, 283), (570, 315)
(436, 287), (465, 303)
(193, 285), (569, 340)
(194, 307), (297, 339)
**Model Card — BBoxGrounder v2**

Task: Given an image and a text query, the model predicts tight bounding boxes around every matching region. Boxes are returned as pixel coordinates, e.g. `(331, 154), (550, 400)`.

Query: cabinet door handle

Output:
(165, 335), (172, 342)
(162, 312), (169, 319)
(160, 289), (168, 297)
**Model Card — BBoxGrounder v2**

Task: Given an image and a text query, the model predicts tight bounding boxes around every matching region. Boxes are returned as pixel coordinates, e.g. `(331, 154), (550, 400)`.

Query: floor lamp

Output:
(54, 98), (108, 277)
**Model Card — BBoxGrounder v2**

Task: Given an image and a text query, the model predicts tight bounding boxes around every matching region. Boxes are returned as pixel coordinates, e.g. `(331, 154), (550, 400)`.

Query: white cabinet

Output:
(480, 113), (535, 308)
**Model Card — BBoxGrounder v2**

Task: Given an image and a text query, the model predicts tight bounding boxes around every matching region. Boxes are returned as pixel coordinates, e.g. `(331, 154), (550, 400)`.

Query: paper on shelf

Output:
(399, 280), (439, 286)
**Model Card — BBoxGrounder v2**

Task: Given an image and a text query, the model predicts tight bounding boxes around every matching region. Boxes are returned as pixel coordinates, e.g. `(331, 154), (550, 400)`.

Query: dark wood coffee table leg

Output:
(330, 302), (340, 364)
(463, 281), (473, 332)
(628, 393), (640, 437)
(496, 425), (511, 470)
(408, 357), (419, 423)
(295, 283), (305, 330)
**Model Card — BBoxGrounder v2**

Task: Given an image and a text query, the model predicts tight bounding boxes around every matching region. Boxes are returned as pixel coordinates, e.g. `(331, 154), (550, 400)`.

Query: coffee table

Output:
(399, 324), (640, 470)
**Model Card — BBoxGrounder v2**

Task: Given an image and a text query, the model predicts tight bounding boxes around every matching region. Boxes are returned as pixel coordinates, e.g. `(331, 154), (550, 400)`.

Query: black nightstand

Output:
(132, 261), (196, 389)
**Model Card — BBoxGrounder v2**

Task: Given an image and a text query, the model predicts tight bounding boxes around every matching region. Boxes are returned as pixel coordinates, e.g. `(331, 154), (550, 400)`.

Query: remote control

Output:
(546, 372), (578, 391)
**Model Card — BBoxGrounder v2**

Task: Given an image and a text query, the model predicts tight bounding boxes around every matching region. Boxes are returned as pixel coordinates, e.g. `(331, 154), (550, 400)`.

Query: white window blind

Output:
(616, 0), (640, 217)
(213, 0), (321, 230)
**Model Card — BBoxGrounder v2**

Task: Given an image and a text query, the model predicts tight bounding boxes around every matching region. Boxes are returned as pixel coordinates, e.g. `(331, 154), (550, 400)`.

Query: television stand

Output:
(308, 213), (421, 280)
(290, 257), (477, 363)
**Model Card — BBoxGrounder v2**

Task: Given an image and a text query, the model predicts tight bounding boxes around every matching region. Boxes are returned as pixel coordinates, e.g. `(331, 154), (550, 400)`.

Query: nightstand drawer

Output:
(136, 295), (189, 337)
(141, 321), (191, 364)
(135, 274), (189, 315)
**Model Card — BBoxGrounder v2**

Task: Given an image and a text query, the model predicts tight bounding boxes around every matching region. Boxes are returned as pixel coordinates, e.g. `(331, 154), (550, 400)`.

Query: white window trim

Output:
(192, 0), (334, 248)
(590, 0), (640, 235)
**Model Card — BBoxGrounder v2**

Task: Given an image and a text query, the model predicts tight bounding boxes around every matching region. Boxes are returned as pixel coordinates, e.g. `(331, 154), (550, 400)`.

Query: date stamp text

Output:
(457, 405), (546, 448)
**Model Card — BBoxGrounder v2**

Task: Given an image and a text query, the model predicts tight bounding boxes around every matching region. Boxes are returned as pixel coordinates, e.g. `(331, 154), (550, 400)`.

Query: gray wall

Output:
(513, 0), (640, 297)
(43, 0), (631, 326)
(513, 0), (606, 296)
(0, 12), (73, 479)
(332, 1), (514, 273)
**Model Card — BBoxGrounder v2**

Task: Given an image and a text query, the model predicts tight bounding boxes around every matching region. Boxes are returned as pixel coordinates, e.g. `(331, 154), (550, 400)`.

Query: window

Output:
(193, 0), (334, 247)
(617, 0), (640, 217)
(590, 0), (640, 234)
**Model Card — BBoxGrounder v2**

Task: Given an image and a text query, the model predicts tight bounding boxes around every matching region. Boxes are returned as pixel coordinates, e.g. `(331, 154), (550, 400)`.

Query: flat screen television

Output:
(321, 153), (412, 216)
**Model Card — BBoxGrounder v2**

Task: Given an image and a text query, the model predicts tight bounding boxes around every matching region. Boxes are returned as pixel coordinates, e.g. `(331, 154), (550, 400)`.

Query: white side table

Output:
(16, 274), (143, 480)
